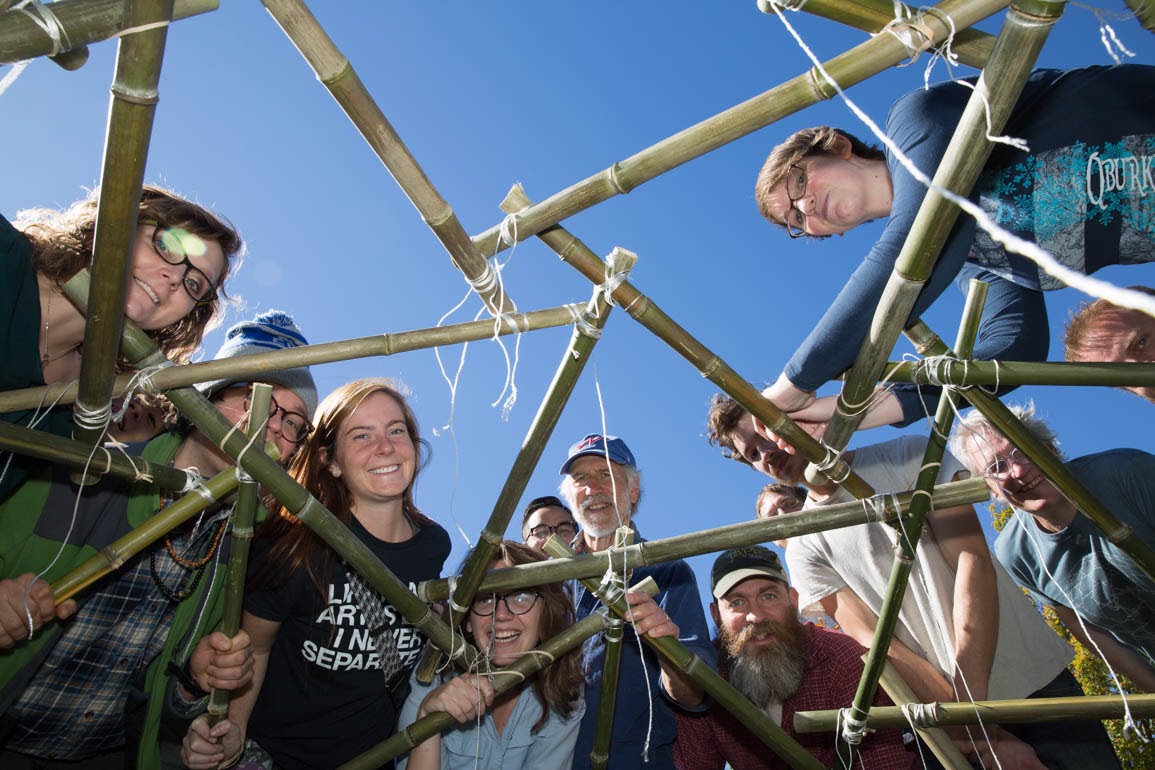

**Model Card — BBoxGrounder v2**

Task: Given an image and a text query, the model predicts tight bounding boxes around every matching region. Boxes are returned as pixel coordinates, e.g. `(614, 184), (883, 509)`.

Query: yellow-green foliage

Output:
(989, 501), (1155, 767)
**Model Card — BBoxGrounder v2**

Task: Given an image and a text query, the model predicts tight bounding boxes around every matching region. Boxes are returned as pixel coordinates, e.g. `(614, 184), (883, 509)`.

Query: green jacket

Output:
(0, 433), (231, 767)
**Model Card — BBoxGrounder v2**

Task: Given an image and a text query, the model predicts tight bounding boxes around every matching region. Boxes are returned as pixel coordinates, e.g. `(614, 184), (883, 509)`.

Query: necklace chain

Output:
(41, 289), (53, 363)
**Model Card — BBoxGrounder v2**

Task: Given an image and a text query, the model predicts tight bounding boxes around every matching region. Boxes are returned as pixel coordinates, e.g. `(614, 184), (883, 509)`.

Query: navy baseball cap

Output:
(711, 546), (789, 599)
(560, 433), (637, 475)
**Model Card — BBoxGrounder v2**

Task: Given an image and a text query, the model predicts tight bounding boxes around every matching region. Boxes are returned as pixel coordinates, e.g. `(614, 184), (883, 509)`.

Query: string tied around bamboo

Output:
(900, 702), (939, 728)
(837, 707), (868, 746)
(73, 399), (113, 434)
(881, 14), (936, 66)
(180, 468), (216, 505)
(218, 416), (270, 477)
(565, 303), (603, 341)
(13, 0), (71, 57)
(814, 442), (851, 484)
(445, 575), (470, 615)
(104, 441), (154, 483)
(597, 248), (634, 308)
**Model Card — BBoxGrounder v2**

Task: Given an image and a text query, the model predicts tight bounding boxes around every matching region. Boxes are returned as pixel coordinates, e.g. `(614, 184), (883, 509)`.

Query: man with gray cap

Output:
(674, 546), (913, 770)
(0, 310), (318, 769)
(558, 433), (716, 769)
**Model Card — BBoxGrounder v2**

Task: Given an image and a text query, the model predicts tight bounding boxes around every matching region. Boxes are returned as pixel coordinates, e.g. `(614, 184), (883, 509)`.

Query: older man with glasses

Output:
(0, 310), (318, 769)
(951, 402), (1155, 694)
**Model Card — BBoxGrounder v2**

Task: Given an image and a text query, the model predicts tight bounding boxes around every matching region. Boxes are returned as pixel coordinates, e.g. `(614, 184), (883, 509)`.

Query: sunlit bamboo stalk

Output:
(818, 0), (1062, 469)
(207, 384), (271, 726)
(0, 0), (215, 64)
(872, 360), (1155, 388)
(796, 694), (1155, 731)
(418, 477), (989, 602)
(500, 184), (871, 498)
(472, 0), (1010, 256)
(259, 0), (512, 316)
(70, 0), (174, 454)
(842, 280), (986, 759)
(415, 278), (622, 683)
(0, 421), (189, 488)
(542, 539), (826, 770)
(0, 305), (582, 414)
(772, 0), (995, 68)
(589, 527), (634, 769)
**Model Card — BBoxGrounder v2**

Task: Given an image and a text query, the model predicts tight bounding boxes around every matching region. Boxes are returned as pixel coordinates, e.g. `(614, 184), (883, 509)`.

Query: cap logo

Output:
(575, 435), (604, 452)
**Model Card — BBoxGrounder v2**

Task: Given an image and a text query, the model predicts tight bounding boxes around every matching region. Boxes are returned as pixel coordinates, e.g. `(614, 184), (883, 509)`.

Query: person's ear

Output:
(833, 133), (854, 159)
(709, 602), (721, 626)
(789, 587), (800, 609)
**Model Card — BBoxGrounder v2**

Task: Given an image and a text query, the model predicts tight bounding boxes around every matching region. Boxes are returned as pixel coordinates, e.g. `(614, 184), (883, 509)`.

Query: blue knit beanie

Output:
(198, 310), (319, 417)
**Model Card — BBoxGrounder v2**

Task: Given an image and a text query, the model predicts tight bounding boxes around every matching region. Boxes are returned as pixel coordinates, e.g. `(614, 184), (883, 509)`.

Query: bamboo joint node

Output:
(109, 85), (159, 106)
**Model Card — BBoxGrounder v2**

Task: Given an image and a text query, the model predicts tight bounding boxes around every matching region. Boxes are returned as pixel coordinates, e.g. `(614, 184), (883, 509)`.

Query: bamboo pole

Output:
(0, 0), (216, 65)
(872, 360), (1155, 388)
(906, 319), (1155, 583)
(258, 0), (512, 316)
(875, 658), (971, 769)
(50, 458), (252, 603)
(0, 305), (582, 414)
(796, 694), (1155, 731)
(418, 476), (990, 602)
(471, 0), (1010, 257)
(0, 421), (190, 489)
(589, 528), (634, 770)
(70, 0), (173, 455)
(500, 184), (872, 499)
(817, 0), (1063, 469)
(207, 384), (271, 726)
(60, 273), (487, 671)
(414, 275), (623, 683)
(1123, 0), (1155, 32)
(542, 539), (826, 770)
(772, 0), (995, 68)
(337, 583), (651, 770)
(841, 281), (987, 764)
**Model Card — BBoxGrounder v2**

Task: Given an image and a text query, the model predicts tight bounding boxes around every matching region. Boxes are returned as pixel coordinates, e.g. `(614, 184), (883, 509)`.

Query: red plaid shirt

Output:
(674, 623), (915, 770)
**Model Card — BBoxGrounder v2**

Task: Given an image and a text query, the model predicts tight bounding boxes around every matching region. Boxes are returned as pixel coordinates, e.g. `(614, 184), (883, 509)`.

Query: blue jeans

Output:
(892, 263), (1050, 426)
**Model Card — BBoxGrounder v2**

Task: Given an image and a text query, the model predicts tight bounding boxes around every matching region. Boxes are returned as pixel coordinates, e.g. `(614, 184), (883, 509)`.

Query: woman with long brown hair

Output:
(397, 541), (585, 770)
(7, 185), (242, 388)
(181, 378), (451, 770)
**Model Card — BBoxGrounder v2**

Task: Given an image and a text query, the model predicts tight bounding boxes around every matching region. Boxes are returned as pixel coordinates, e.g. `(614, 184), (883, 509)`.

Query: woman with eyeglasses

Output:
(6, 185), (240, 387)
(181, 378), (451, 770)
(397, 541), (585, 770)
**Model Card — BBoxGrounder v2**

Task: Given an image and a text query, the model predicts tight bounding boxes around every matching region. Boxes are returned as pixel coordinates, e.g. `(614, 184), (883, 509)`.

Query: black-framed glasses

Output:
(237, 386), (313, 444)
(783, 164), (809, 239)
(150, 225), (218, 305)
(528, 521), (578, 541)
(470, 590), (540, 617)
(983, 448), (1030, 479)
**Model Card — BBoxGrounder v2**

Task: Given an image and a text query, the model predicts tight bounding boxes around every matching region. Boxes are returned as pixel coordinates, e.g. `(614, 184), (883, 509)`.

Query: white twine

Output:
(1069, 1), (1136, 64)
(565, 303), (604, 340)
(597, 249), (633, 307)
(14, 0), (71, 57)
(72, 400), (112, 433)
(765, 1), (1155, 321)
(179, 467), (215, 505)
(0, 60), (30, 98)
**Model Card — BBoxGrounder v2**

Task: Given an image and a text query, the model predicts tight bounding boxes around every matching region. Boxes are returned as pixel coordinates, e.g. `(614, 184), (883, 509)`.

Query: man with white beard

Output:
(559, 433), (715, 769)
(674, 546), (913, 770)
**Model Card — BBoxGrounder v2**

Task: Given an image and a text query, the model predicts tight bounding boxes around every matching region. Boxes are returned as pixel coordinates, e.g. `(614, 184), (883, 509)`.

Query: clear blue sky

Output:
(4, 3), (1153, 616)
